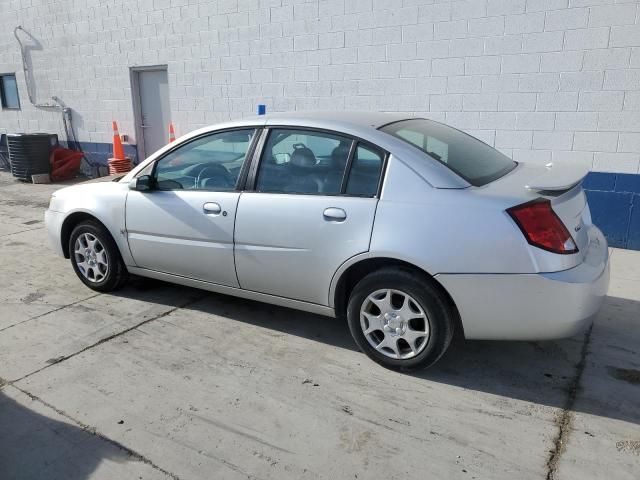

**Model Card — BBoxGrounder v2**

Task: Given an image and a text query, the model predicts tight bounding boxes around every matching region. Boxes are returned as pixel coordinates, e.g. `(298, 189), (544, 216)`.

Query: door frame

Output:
(130, 65), (169, 161)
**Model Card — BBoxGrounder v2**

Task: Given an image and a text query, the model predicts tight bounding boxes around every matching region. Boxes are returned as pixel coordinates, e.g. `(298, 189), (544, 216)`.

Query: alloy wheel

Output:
(360, 289), (430, 359)
(74, 232), (109, 283)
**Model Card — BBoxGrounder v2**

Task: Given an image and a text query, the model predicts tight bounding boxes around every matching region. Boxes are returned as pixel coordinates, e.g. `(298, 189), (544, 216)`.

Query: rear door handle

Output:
(203, 202), (222, 215)
(323, 207), (347, 222)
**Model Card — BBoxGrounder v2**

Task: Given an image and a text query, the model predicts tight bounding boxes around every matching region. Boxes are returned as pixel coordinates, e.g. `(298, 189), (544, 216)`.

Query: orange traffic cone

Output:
(108, 121), (132, 175)
(112, 121), (125, 160)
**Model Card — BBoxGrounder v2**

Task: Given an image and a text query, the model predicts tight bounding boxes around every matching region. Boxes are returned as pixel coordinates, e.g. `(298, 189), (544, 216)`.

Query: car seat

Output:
(285, 144), (323, 193)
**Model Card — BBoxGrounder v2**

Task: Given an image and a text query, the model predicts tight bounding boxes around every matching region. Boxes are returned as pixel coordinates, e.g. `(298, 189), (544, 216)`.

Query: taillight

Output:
(507, 198), (578, 254)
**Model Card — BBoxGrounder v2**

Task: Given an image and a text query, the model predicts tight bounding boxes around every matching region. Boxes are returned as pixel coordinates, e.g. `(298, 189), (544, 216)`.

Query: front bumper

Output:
(44, 209), (66, 257)
(436, 225), (610, 340)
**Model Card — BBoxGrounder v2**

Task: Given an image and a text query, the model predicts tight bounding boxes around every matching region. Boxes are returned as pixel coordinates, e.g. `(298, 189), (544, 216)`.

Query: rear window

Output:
(380, 119), (516, 186)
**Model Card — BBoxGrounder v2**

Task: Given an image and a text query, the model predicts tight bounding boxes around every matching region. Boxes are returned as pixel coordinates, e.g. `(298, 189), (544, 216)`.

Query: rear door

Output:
(125, 128), (257, 286)
(234, 128), (386, 305)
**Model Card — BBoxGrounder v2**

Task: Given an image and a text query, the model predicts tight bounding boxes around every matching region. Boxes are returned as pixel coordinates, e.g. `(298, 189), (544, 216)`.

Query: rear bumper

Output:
(437, 226), (610, 340)
(44, 209), (65, 257)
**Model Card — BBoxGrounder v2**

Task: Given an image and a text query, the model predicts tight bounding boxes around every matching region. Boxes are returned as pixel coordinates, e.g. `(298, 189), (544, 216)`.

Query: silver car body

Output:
(45, 112), (609, 340)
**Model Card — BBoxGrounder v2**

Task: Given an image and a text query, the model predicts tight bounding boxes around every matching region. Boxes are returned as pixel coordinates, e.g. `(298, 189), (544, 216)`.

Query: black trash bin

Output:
(7, 133), (57, 181)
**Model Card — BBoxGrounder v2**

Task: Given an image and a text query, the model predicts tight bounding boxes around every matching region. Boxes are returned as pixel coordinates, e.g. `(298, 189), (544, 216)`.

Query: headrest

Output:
(331, 144), (350, 166)
(290, 144), (316, 168)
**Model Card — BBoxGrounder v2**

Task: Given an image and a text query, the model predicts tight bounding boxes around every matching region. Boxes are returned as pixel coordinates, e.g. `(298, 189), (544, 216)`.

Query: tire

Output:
(68, 220), (128, 292)
(346, 268), (454, 371)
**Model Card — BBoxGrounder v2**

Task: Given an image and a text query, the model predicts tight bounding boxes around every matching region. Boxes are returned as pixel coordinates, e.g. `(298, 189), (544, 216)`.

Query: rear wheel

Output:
(69, 221), (128, 292)
(346, 268), (454, 371)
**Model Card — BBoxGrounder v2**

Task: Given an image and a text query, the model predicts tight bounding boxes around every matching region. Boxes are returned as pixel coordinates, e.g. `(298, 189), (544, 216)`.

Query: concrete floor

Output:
(0, 170), (638, 480)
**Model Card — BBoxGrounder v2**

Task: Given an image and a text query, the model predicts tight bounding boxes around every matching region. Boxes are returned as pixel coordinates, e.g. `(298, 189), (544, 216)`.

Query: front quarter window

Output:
(381, 119), (516, 186)
(346, 144), (384, 197)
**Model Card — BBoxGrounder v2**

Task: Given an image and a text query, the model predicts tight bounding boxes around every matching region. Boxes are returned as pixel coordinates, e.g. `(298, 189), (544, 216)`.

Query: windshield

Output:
(380, 119), (516, 186)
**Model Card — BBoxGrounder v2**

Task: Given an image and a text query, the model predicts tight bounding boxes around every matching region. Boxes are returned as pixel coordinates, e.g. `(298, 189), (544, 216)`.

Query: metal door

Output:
(132, 67), (171, 159)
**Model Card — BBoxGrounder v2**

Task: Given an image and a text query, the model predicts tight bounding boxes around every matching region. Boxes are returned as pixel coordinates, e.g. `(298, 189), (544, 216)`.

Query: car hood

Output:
(51, 175), (127, 203)
(79, 174), (127, 184)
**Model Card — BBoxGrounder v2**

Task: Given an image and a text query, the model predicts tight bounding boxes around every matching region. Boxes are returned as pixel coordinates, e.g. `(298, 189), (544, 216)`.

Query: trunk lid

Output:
(478, 161), (591, 259)
(524, 160), (589, 191)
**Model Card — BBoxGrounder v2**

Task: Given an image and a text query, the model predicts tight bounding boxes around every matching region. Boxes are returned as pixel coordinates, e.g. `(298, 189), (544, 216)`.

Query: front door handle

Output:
(323, 207), (347, 222)
(203, 202), (222, 215)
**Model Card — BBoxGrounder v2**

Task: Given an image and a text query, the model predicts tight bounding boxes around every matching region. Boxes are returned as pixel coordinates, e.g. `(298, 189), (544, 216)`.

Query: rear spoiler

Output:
(525, 161), (590, 192)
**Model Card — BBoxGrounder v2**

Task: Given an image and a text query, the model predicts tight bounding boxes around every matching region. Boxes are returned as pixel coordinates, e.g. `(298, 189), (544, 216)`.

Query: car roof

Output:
(259, 111), (409, 130)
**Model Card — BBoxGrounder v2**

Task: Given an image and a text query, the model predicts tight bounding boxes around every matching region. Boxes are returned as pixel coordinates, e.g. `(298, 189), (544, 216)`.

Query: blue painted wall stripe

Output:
(629, 196), (640, 251)
(583, 172), (639, 251)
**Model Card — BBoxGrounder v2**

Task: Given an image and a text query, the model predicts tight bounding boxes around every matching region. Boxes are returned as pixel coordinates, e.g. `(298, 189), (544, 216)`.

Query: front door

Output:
(234, 128), (386, 305)
(125, 128), (258, 286)
(133, 67), (171, 159)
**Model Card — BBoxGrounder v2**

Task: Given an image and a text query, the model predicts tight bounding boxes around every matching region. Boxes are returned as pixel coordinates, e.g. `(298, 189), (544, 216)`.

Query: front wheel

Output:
(69, 220), (128, 292)
(346, 269), (454, 371)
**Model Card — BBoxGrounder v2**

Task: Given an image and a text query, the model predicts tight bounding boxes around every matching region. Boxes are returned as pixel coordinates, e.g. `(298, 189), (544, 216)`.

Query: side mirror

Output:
(129, 175), (152, 191)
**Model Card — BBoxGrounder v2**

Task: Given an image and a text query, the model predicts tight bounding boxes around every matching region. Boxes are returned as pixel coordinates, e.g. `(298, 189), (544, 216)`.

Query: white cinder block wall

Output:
(0, 0), (639, 173)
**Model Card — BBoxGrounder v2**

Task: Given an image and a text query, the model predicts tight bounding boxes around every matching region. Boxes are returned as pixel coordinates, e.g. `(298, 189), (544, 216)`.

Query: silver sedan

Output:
(45, 112), (610, 370)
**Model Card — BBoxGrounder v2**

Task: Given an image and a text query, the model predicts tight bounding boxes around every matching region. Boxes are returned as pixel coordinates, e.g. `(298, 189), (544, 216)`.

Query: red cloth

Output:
(50, 147), (84, 181)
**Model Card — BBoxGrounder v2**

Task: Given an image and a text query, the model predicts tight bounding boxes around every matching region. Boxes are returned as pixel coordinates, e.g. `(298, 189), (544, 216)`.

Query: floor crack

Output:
(0, 226), (44, 238)
(11, 384), (182, 480)
(3, 292), (207, 478)
(0, 293), (102, 333)
(9, 294), (206, 384)
(545, 324), (593, 480)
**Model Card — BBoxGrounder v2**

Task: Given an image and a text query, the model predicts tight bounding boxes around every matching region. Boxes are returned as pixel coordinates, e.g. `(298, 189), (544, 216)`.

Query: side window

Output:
(154, 129), (255, 191)
(256, 129), (352, 195)
(346, 144), (384, 197)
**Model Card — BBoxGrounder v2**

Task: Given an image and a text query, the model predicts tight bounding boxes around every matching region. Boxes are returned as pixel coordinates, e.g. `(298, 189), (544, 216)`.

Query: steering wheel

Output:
(196, 164), (234, 189)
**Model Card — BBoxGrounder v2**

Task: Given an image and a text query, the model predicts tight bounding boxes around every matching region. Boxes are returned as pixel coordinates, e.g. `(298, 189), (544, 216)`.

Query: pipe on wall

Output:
(12, 26), (90, 163)
(13, 25), (61, 109)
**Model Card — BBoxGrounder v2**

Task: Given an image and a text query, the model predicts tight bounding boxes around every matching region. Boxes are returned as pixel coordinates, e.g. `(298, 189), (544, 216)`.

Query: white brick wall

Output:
(0, 0), (639, 173)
